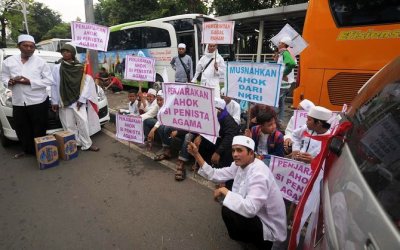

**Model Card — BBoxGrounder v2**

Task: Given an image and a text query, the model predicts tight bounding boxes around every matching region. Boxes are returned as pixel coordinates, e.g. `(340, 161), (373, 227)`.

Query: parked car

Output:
(0, 48), (110, 147)
(302, 56), (400, 249)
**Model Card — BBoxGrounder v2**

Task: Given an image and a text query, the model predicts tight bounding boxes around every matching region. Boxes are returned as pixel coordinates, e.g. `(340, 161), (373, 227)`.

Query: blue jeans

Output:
(178, 133), (194, 162)
(158, 126), (192, 162)
(143, 118), (157, 139)
(277, 88), (290, 122)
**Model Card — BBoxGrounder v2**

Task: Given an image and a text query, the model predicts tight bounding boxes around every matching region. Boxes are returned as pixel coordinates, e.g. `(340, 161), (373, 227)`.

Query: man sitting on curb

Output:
(187, 135), (287, 249)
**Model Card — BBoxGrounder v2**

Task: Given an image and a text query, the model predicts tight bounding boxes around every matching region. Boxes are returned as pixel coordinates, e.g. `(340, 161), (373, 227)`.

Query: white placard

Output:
(202, 21), (235, 44)
(124, 55), (156, 82)
(225, 61), (283, 107)
(71, 21), (110, 51)
(270, 23), (308, 56)
(293, 110), (341, 131)
(116, 114), (144, 144)
(158, 83), (220, 137)
(270, 156), (313, 204)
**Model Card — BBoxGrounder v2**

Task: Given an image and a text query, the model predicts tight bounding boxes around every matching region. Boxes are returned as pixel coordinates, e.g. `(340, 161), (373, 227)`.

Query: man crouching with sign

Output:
(187, 136), (286, 249)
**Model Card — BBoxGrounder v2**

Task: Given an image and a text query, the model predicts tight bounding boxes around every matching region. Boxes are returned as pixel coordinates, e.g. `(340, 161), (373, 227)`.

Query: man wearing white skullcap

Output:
(284, 99), (315, 152)
(1, 34), (54, 158)
(276, 36), (297, 122)
(141, 88), (162, 139)
(170, 43), (193, 82)
(291, 106), (332, 163)
(220, 87), (241, 125)
(187, 135), (287, 248)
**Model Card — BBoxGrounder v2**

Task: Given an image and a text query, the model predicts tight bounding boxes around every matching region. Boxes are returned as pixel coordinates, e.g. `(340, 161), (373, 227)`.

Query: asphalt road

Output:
(0, 132), (241, 250)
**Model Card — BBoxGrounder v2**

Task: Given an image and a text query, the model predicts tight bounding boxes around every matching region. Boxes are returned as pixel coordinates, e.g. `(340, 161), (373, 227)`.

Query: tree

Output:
(42, 23), (71, 40)
(27, 2), (62, 42)
(147, 0), (207, 19)
(0, 0), (24, 47)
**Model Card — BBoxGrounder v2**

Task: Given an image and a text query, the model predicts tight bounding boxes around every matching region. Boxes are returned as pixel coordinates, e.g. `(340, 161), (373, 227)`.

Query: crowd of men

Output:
(1, 35), (335, 249)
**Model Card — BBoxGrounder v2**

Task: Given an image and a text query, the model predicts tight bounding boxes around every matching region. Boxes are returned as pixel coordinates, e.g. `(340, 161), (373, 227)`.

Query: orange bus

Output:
(293, 0), (400, 111)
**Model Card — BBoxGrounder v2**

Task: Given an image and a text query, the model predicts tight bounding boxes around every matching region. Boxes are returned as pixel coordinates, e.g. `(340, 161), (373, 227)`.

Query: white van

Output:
(0, 48), (110, 146)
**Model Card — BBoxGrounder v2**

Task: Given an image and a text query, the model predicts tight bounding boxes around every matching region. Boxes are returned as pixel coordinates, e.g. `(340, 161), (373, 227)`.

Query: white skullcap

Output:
(299, 99), (315, 112)
(220, 87), (226, 96)
(178, 43), (186, 49)
(232, 135), (255, 151)
(156, 90), (163, 98)
(280, 36), (292, 46)
(215, 98), (226, 110)
(308, 106), (332, 121)
(18, 34), (35, 44)
(147, 88), (157, 96)
(345, 182), (364, 200)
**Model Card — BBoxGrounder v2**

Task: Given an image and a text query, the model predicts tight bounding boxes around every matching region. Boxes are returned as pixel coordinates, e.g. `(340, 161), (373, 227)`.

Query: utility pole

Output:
(84, 0), (99, 76)
(20, 1), (28, 34)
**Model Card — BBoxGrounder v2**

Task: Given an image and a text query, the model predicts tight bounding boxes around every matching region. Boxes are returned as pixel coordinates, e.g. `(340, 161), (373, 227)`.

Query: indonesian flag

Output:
(81, 51), (101, 135)
(288, 121), (352, 249)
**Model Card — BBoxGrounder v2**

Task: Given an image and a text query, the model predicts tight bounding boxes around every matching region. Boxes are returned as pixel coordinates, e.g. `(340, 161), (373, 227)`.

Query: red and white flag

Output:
(82, 51), (101, 135)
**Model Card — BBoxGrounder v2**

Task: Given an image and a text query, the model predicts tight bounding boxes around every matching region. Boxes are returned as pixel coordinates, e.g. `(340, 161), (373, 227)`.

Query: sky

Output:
(34, 0), (99, 22)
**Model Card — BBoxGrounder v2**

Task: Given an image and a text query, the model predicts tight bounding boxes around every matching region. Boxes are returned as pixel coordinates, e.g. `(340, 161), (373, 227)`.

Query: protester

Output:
(138, 88), (157, 114)
(105, 73), (123, 93)
(127, 90), (140, 116)
(284, 99), (315, 155)
(191, 43), (225, 97)
(249, 104), (278, 129)
(245, 111), (284, 166)
(291, 106), (332, 163)
(220, 87), (241, 126)
(51, 44), (99, 152)
(95, 67), (109, 88)
(1, 34), (53, 158)
(141, 89), (162, 140)
(170, 43), (193, 83)
(187, 135), (287, 249)
(277, 36), (297, 122)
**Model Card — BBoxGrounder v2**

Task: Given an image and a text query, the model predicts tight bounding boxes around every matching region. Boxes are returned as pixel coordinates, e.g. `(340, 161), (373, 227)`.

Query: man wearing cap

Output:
(170, 43), (193, 83)
(187, 135), (287, 249)
(291, 106), (332, 163)
(277, 36), (297, 122)
(1, 34), (54, 158)
(284, 99), (315, 154)
(138, 88), (157, 114)
(51, 44), (99, 151)
(142, 89), (162, 140)
(191, 44), (225, 97)
(220, 87), (241, 125)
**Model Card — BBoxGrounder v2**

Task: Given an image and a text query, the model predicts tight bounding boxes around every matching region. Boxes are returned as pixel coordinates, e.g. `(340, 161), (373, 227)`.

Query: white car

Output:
(0, 48), (110, 147)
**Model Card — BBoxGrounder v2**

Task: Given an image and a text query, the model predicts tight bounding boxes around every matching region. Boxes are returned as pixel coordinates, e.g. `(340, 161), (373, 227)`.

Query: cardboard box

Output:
(54, 131), (78, 161)
(34, 135), (59, 170)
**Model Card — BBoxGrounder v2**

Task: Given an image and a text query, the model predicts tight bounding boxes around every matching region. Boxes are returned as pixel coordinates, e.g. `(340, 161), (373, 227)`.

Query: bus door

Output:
(177, 32), (196, 72)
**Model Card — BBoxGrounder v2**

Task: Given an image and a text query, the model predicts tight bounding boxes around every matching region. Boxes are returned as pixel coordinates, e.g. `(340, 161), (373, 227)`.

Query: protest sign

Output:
(225, 62), (283, 107)
(71, 21), (110, 51)
(124, 55), (156, 82)
(270, 156), (312, 203)
(202, 21), (235, 44)
(159, 83), (220, 137)
(116, 114), (144, 144)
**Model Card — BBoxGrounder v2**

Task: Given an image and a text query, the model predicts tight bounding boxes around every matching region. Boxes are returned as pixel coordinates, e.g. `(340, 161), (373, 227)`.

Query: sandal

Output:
(87, 146), (100, 152)
(191, 162), (199, 172)
(153, 154), (170, 161)
(175, 164), (186, 181)
(13, 152), (25, 159)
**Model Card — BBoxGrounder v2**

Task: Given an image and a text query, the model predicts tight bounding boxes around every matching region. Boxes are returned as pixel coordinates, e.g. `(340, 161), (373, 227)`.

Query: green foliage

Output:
(95, 0), (208, 26)
(42, 23), (71, 40)
(27, 2), (62, 42)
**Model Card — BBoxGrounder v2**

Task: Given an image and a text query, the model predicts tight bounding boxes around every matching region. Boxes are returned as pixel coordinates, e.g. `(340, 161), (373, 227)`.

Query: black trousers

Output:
(13, 98), (49, 154)
(221, 206), (273, 250)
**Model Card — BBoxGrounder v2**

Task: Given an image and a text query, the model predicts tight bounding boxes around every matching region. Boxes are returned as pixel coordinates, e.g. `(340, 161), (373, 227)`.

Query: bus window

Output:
(330, 0), (400, 27)
(143, 27), (171, 48)
(166, 18), (194, 32)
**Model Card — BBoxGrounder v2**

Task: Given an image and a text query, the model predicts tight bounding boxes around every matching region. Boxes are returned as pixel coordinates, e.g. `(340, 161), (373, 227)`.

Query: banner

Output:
(159, 83), (220, 137)
(269, 156), (312, 204)
(116, 114), (144, 144)
(225, 61), (283, 107)
(71, 21), (110, 51)
(202, 21), (235, 44)
(124, 55), (156, 82)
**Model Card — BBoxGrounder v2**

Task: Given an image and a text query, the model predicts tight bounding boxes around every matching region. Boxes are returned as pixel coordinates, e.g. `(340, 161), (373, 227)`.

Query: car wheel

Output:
(0, 120), (11, 147)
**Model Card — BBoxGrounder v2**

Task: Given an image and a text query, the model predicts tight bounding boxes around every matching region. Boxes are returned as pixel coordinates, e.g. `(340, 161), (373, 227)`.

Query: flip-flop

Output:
(153, 154), (170, 161)
(87, 146), (100, 152)
(13, 152), (25, 159)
